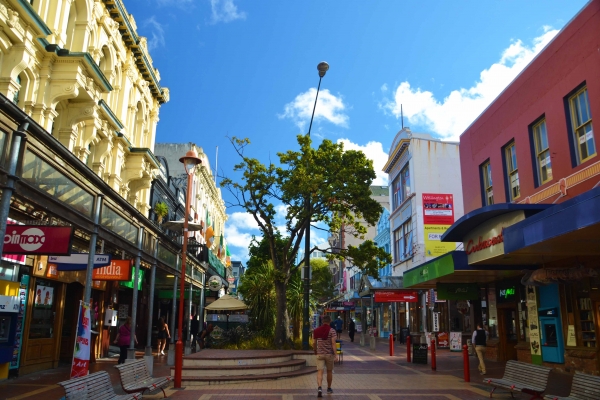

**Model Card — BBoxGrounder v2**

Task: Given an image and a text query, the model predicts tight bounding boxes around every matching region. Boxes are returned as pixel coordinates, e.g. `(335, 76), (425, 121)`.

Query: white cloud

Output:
(210, 0), (247, 24)
(381, 28), (559, 141)
(337, 139), (389, 186)
(143, 17), (166, 50)
(228, 211), (260, 230)
(280, 88), (349, 131)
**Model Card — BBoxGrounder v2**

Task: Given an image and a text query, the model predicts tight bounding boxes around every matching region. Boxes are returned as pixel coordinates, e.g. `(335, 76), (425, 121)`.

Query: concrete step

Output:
(179, 359), (307, 377)
(183, 353), (293, 367)
(179, 366), (316, 386)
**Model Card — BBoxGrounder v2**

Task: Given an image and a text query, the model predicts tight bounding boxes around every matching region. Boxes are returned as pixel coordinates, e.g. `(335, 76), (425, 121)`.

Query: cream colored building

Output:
(0, 0), (168, 215)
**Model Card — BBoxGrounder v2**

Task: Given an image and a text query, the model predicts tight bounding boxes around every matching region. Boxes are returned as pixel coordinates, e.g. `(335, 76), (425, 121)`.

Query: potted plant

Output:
(154, 201), (169, 223)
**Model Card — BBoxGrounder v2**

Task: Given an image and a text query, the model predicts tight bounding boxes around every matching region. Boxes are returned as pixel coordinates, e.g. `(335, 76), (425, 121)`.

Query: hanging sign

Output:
(70, 301), (91, 378)
(49, 253), (111, 271)
(526, 286), (542, 364)
(432, 312), (440, 332)
(92, 260), (132, 281)
(208, 276), (222, 291)
(373, 290), (418, 303)
(3, 226), (73, 255)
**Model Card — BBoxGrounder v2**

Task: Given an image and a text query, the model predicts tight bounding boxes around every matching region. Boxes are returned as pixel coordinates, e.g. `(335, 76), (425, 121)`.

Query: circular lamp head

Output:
(179, 149), (202, 175)
(317, 61), (329, 78)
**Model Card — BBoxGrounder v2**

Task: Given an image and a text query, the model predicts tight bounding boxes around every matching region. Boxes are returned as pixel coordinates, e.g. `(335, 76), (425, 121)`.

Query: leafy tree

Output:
(237, 259), (276, 335)
(221, 135), (391, 348)
(310, 258), (334, 303)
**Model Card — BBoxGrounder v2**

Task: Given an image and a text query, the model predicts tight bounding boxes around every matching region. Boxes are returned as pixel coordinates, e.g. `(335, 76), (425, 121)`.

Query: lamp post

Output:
(302, 61), (329, 350)
(174, 149), (202, 388)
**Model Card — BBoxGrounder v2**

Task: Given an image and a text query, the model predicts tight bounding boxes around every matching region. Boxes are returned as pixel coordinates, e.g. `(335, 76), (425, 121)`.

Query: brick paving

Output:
(0, 339), (573, 399)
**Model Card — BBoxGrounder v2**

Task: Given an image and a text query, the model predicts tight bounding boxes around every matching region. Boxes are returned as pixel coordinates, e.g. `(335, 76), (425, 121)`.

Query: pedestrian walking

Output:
(156, 317), (170, 355)
(472, 323), (488, 375)
(190, 313), (200, 352)
(333, 315), (343, 340)
(348, 318), (356, 342)
(199, 324), (214, 349)
(114, 316), (137, 364)
(313, 315), (337, 397)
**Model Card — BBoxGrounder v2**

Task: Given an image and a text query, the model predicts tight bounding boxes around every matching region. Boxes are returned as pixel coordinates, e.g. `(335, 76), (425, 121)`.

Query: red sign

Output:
(422, 194), (454, 225)
(437, 332), (449, 348)
(465, 230), (504, 254)
(374, 290), (418, 303)
(3, 226), (73, 255)
(227, 277), (235, 283)
(92, 260), (132, 281)
(2, 219), (27, 264)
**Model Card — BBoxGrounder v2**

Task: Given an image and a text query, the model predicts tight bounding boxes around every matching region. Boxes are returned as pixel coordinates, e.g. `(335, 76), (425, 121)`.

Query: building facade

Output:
(406, 0), (600, 374)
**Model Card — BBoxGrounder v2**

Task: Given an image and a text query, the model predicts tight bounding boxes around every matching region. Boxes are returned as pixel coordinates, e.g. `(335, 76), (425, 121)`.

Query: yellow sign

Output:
(567, 325), (576, 347)
(424, 225), (455, 257)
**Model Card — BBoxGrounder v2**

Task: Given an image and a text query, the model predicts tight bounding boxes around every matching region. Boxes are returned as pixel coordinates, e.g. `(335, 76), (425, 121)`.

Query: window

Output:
(393, 219), (413, 263)
(568, 86), (596, 163)
(13, 75), (21, 105)
(504, 143), (520, 201)
(532, 119), (552, 184)
(391, 163), (411, 210)
(481, 161), (494, 205)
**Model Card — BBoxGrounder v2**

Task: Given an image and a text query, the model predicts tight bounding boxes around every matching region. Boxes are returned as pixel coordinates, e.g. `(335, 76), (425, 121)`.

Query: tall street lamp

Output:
(174, 149), (202, 388)
(302, 61), (329, 350)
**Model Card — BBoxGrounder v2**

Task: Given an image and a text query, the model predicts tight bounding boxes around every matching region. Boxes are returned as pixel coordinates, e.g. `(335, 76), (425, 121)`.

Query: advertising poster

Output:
(450, 331), (462, 351)
(424, 225), (455, 257)
(70, 301), (91, 378)
(422, 194), (454, 225)
(526, 286), (542, 364)
(34, 285), (53, 308)
(437, 332), (449, 349)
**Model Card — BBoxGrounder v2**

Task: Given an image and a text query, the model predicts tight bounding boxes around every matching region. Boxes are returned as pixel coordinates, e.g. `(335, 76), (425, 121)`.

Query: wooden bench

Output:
(115, 358), (172, 398)
(58, 371), (142, 400)
(544, 371), (600, 400)
(484, 360), (552, 399)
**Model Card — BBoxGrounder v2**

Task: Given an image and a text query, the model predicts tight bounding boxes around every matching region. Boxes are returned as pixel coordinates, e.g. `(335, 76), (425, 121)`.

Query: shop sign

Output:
(92, 260), (132, 281)
(412, 343), (428, 364)
(450, 331), (462, 351)
(422, 194), (455, 225)
(0, 295), (19, 312)
(497, 284), (517, 303)
(119, 267), (144, 290)
(463, 211), (525, 264)
(3, 225), (73, 255)
(539, 308), (558, 317)
(567, 325), (576, 347)
(374, 290), (418, 303)
(403, 252), (455, 288)
(2, 219), (26, 264)
(436, 283), (479, 300)
(208, 276), (222, 291)
(424, 224), (455, 257)
(50, 253), (111, 271)
(437, 332), (449, 348)
(432, 312), (440, 332)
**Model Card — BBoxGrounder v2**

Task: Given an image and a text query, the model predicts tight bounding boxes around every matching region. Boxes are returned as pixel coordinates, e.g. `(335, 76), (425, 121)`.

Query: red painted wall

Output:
(460, 0), (600, 214)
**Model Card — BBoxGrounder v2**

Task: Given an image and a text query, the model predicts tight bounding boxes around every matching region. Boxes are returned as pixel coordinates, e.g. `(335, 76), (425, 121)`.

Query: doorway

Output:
(497, 306), (519, 361)
(60, 282), (83, 362)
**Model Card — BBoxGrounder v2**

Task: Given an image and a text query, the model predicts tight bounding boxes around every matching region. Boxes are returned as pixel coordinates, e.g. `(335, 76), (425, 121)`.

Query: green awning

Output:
(436, 282), (479, 300)
(403, 252), (458, 288)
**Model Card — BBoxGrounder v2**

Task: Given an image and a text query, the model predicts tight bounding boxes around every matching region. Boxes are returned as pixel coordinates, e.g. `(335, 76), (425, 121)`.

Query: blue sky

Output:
(124, 0), (587, 263)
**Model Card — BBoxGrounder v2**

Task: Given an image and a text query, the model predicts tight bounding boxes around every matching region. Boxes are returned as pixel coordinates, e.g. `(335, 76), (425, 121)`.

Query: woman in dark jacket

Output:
(348, 319), (356, 342)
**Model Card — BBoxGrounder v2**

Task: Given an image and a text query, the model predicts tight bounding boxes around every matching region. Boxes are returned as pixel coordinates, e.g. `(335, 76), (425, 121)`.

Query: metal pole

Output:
(199, 270), (206, 329)
(186, 268), (193, 353)
(302, 74), (323, 351)
(128, 226), (144, 359)
(174, 170), (193, 388)
(84, 195), (103, 303)
(171, 258), (179, 345)
(0, 123), (27, 257)
(145, 241), (158, 355)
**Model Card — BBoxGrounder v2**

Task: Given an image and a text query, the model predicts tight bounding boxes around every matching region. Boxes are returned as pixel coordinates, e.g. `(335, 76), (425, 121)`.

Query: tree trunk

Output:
(293, 316), (300, 340)
(274, 279), (290, 348)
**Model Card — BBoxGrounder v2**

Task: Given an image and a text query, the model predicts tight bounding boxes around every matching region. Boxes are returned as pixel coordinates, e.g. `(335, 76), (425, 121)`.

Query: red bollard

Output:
(389, 334), (394, 356)
(462, 344), (470, 382)
(406, 335), (411, 363)
(431, 338), (436, 371)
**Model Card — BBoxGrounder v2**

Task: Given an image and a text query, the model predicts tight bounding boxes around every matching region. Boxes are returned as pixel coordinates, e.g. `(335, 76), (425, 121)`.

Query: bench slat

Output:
(58, 371), (143, 400)
(115, 358), (172, 395)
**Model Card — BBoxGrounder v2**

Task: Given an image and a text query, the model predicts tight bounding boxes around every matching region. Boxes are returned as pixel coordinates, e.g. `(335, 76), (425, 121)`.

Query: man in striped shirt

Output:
(313, 315), (337, 397)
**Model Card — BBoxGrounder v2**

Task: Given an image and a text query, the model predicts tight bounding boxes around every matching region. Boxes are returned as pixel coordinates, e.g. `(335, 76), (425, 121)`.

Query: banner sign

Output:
(422, 194), (454, 225)
(70, 301), (91, 378)
(92, 260), (132, 281)
(2, 219), (26, 264)
(424, 224), (455, 257)
(374, 290), (418, 303)
(526, 286), (542, 364)
(49, 253), (111, 271)
(3, 225), (73, 255)
(432, 312), (440, 332)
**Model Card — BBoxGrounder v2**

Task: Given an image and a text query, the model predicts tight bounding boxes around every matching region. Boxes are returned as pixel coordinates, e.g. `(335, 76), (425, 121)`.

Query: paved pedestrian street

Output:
(1, 340), (572, 399)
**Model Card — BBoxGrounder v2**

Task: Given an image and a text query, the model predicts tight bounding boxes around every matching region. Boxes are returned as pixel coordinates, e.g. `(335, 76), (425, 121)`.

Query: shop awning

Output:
(359, 275), (405, 297)
(504, 186), (600, 260)
(402, 251), (533, 289)
(441, 203), (551, 242)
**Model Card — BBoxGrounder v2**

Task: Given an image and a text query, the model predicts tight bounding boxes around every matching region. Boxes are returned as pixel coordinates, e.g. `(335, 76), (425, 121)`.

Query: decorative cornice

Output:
(15, 0), (52, 35)
(98, 99), (124, 129)
(383, 138), (410, 173)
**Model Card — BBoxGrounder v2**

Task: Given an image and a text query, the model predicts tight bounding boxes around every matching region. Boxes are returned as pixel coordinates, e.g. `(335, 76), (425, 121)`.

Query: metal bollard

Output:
(389, 334), (394, 356)
(406, 335), (411, 363)
(431, 338), (436, 371)
(462, 344), (470, 382)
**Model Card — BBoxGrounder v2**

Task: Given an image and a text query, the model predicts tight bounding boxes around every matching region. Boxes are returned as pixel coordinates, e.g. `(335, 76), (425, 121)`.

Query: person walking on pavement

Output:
(472, 323), (488, 375)
(190, 313), (200, 352)
(333, 315), (343, 340)
(348, 318), (356, 342)
(114, 316), (137, 364)
(314, 315), (337, 397)
(156, 317), (170, 355)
